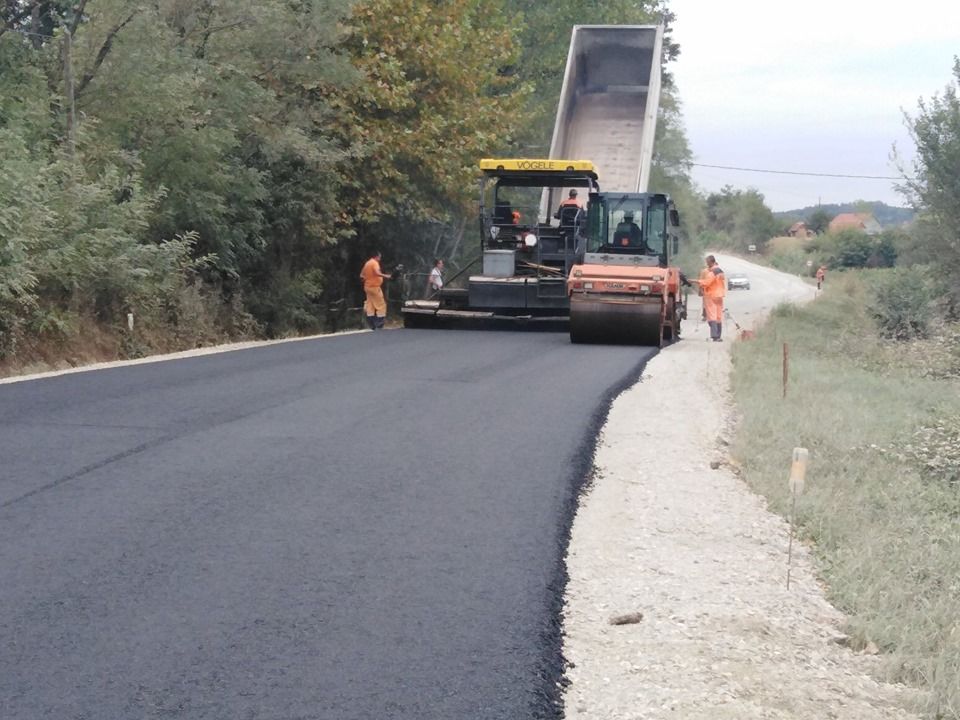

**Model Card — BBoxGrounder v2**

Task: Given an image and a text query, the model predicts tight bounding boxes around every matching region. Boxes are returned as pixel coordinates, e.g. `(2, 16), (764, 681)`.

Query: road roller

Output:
(567, 192), (685, 346)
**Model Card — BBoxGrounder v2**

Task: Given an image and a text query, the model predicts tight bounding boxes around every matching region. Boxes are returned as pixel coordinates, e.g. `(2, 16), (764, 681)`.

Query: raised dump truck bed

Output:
(545, 25), (663, 207)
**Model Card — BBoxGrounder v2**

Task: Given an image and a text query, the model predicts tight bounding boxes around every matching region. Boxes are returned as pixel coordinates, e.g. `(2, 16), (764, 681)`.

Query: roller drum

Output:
(569, 297), (663, 345)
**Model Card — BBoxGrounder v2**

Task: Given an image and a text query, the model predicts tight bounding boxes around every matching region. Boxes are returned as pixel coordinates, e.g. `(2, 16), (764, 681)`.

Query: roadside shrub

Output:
(871, 267), (940, 340)
(899, 416), (960, 487)
(814, 228), (897, 269)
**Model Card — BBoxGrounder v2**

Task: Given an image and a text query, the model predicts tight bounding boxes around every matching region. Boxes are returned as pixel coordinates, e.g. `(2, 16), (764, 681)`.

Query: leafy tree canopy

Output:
(704, 186), (779, 253)
(899, 57), (960, 307)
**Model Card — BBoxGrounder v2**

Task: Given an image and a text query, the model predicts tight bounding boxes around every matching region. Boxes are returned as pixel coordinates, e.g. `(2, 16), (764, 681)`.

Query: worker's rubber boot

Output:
(366, 315), (377, 330)
(374, 315), (386, 330)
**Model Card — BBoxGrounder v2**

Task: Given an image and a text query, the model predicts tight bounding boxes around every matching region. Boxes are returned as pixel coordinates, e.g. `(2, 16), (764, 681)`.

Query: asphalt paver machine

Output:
(402, 159), (599, 329)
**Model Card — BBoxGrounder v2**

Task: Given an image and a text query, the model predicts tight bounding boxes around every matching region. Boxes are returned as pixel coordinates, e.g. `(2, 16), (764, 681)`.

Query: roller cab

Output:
(568, 192), (684, 345)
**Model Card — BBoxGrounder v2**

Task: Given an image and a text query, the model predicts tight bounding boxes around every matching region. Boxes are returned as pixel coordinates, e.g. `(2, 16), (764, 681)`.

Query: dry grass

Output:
(766, 234), (812, 255)
(730, 271), (960, 719)
(0, 286), (259, 379)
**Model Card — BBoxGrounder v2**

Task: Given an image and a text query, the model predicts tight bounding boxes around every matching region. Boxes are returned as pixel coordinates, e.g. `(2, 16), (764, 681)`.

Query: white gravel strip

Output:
(562, 258), (923, 719)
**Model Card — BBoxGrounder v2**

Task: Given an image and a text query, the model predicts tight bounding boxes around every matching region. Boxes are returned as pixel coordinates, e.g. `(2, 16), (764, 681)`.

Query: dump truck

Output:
(552, 24), (686, 345)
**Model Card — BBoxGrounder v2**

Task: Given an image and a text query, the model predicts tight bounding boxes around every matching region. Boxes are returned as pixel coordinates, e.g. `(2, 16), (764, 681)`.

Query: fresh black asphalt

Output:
(0, 329), (655, 719)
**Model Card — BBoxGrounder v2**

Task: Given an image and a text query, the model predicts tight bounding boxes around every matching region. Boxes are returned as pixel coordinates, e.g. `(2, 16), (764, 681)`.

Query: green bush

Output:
(812, 228), (897, 269)
(871, 267), (940, 340)
(897, 415), (960, 487)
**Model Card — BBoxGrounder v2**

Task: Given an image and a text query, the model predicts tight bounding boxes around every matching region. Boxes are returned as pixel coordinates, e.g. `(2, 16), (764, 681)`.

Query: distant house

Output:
(787, 221), (813, 238)
(828, 213), (882, 236)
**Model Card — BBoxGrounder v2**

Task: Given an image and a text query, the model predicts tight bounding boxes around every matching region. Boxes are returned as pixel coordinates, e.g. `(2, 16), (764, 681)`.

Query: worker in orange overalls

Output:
(692, 255), (726, 342)
(816, 265), (826, 290)
(359, 251), (392, 330)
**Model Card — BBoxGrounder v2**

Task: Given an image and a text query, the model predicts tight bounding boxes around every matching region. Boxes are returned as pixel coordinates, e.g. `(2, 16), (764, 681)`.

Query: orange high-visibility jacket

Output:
(701, 266), (726, 298)
(360, 258), (384, 289)
(697, 267), (711, 296)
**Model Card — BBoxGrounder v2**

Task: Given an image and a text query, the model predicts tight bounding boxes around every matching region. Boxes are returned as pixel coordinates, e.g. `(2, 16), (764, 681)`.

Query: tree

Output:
(807, 208), (834, 235)
(321, 0), (526, 317)
(813, 228), (896, 269)
(704, 186), (779, 253)
(74, 0), (357, 334)
(333, 0), (523, 223)
(899, 57), (960, 307)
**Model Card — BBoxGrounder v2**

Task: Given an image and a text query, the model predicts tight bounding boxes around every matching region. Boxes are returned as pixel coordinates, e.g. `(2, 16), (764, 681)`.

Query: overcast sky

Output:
(666, 0), (960, 211)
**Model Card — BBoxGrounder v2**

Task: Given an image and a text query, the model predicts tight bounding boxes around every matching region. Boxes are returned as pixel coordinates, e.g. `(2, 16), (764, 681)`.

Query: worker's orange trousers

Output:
(704, 296), (724, 324)
(364, 287), (386, 317)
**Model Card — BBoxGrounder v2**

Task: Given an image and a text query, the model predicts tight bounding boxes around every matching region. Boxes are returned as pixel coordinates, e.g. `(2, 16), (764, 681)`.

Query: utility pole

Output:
(63, 28), (77, 156)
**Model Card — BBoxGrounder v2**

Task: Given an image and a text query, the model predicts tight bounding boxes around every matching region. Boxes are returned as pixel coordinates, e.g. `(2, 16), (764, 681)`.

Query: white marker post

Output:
(127, 313), (134, 332)
(782, 343), (789, 399)
(786, 447), (809, 589)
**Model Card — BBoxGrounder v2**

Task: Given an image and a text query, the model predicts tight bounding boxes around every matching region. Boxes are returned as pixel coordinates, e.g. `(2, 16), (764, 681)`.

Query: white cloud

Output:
(666, 0), (960, 209)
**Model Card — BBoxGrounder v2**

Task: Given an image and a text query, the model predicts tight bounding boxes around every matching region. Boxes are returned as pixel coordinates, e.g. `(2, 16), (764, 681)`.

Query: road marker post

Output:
(782, 343), (789, 399)
(786, 447), (809, 589)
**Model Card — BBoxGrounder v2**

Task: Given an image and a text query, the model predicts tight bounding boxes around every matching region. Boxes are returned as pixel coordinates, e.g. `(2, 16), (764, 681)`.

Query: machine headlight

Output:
(573, 269), (582, 278)
(640, 284), (651, 293)
(490, 226), (500, 239)
(523, 233), (537, 248)
(584, 282), (593, 289)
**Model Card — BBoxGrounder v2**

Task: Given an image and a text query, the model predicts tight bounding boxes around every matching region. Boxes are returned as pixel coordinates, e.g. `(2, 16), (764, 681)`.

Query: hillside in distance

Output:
(775, 201), (915, 228)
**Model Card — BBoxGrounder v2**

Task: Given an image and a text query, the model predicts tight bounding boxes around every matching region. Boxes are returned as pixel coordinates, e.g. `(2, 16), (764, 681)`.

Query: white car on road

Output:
(727, 273), (751, 290)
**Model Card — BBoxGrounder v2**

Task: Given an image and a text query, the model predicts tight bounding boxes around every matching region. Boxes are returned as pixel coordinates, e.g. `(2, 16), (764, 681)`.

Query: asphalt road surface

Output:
(0, 330), (655, 719)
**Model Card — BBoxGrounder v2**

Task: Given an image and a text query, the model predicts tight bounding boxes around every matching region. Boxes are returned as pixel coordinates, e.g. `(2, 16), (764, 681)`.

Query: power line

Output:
(691, 162), (912, 181)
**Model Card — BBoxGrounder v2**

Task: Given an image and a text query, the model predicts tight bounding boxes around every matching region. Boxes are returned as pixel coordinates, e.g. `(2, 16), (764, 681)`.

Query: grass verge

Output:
(730, 271), (960, 719)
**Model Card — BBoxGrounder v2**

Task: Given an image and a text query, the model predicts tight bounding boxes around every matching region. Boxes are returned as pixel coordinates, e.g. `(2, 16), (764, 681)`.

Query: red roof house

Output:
(828, 213), (882, 235)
